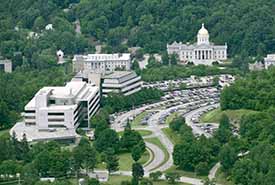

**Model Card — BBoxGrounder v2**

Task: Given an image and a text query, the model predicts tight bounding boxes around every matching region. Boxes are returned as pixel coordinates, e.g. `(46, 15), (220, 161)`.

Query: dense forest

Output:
(1, 0), (275, 58)
(221, 67), (275, 111)
(218, 68), (275, 184)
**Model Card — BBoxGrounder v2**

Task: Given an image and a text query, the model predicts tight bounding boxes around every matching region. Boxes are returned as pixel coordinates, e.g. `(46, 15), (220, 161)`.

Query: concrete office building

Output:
(10, 81), (100, 142)
(167, 24), (227, 65)
(73, 53), (131, 74)
(102, 71), (142, 96)
(73, 70), (142, 96)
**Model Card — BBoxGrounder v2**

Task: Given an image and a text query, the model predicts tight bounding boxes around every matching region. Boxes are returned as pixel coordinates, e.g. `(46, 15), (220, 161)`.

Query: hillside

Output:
(1, 0), (275, 58)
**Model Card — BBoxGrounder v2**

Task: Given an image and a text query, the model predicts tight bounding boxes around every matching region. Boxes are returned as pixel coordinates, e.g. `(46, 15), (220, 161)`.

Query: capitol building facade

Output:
(167, 24), (228, 65)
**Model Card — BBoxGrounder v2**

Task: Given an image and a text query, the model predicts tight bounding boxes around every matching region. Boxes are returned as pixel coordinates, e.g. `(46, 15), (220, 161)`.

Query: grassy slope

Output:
(161, 127), (181, 145)
(215, 169), (234, 185)
(118, 130), (153, 137)
(103, 175), (189, 185)
(200, 108), (258, 124)
(118, 150), (150, 171)
(165, 113), (178, 124)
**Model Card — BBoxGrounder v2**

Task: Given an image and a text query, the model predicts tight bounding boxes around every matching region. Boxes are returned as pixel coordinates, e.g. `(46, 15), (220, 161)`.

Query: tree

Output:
(161, 52), (169, 65)
(95, 129), (120, 153)
(132, 60), (140, 72)
(85, 178), (100, 185)
(219, 144), (237, 171)
(149, 171), (162, 181)
(73, 138), (97, 175)
(170, 53), (179, 65)
(215, 114), (232, 144)
(165, 172), (180, 184)
(195, 162), (209, 175)
(132, 162), (144, 179)
(105, 148), (119, 173)
(135, 49), (144, 61)
(170, 117), (185, 132)
(131, 144), (143, 162)
(120, 129), (144, 152)
(140, 179), (153, 185)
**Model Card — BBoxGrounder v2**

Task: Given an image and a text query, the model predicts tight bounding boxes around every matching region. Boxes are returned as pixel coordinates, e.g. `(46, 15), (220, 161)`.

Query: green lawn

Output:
(96, 149), (151, 171)
(165, 165), (207, 180)
(118, 150), (150, 171)
(0, 129), (9, 138)
(200, 108), (258, 124)
(103, 175), (189, 185)
(165, 113), (178, 124)
(144, 137), (169, 171)
(118, 130), (153, 137)
(136, 130), (153, 137)
(215, 169), (234, 185)
(131, 111), (148, 127)
(161, 127), (181, 145)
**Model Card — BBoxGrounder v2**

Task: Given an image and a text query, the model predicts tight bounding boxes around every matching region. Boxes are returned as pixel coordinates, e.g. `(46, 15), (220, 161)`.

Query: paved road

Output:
(184, 104), (219, 138)
(208, 162), (221, 180)
(110, 90), (221, 184)
(143, 142), (165, 173)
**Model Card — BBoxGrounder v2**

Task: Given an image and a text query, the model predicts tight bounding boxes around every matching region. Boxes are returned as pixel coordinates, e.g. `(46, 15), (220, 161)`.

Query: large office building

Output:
(73, 53), (131, 74)
(102, 71), (142, 96)
(11, 81), (100, 142)
(167, 24), (228, 65)
(73, 71), (142, 96)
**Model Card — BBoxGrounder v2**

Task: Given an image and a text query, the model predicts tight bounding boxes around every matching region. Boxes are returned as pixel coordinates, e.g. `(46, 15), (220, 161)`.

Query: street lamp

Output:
(16, 173), (21, 185)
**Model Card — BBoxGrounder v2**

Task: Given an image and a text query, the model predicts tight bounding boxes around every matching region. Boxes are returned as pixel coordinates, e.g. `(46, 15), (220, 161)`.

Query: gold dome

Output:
(198, 23), (209, 36)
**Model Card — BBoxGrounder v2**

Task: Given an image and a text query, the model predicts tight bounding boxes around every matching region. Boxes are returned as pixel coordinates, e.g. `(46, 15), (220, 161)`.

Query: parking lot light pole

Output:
(16, 173), (21, 185)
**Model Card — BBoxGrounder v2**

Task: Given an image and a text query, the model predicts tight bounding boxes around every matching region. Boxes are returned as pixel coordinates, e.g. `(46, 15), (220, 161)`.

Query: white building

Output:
(264, 54), (275, 69)
(102, 71), (142, 96)
(0, 59), (12, 73)
(56, 50), (65, 64)
(249, 61), (265, 71)
(73, 53), (131, 74)
(167, 24), (228, 65)
(10, 81), (100, 142)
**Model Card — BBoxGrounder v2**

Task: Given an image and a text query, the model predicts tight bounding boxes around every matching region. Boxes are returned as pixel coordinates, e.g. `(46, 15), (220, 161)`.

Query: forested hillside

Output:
(219, 68), (275, 185)
(1, 0), (275, 58)
(221, 68), (275, 111)
(76, 0), (275, 55)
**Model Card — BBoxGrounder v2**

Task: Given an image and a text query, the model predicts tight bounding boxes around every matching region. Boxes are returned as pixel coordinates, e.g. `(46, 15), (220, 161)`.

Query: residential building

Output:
(0, 59), (12, 73)
(102, 71), (142, 96)
(167, 24), (227, 65)
(73, 53), (131, 74)
(248, 61), (265, 71)
(10, 81), (100, 142)
(264, 54), (275, 69)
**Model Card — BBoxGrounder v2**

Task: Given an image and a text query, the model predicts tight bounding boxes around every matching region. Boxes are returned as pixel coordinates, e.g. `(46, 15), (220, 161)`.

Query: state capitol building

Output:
(167, 24), (227, 65)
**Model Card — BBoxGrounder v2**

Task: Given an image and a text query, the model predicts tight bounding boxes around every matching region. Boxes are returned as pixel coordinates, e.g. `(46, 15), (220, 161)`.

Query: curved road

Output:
(110, 91), (221, 184)
(143, 142), (165, 172)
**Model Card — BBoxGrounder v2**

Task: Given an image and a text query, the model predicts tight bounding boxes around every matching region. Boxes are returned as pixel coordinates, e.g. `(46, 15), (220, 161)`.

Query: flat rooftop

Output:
(10, 122), (78, 142)
(25, 81), (98, 109)
(103, 71), (135, 79)
(74, 53), (131, 61)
